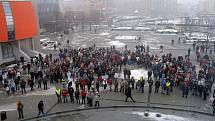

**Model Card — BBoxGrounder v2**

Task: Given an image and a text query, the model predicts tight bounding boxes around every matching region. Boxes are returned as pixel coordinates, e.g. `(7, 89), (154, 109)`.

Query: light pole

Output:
(147, 78), (153, 107)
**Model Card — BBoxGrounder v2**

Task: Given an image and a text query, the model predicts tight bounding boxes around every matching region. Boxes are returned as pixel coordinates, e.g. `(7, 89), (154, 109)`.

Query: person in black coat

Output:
(125, 87), (135, 102)
(213, 98), (215, 114)
(38, 100), (44, 116)
(148, 70), (152, 80)
(68, 87), (74, 103)
(43, 76), (48, 90)
(154, 81), (160, 93)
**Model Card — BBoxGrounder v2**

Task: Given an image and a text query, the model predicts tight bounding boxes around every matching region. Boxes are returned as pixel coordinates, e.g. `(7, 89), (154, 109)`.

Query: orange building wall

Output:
(0, 3), (8, 42)
(10, 1), (37, 40)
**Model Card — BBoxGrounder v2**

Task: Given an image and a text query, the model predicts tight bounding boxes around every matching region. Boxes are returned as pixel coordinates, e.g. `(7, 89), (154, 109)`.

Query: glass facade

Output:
(1, 43), (13, 59)
(2, 1), (15, 41)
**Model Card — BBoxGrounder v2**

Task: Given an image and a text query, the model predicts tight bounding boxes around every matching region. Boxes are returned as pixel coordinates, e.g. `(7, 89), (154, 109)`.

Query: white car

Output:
(43, 41), (58, 48)
(40, 38), (50, 44)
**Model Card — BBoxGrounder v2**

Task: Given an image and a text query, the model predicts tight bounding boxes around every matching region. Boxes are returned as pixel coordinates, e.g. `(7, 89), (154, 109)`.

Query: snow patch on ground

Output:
(129, 111), (197, 121)
(112, 27), (133, 30)
(108, 41), (126, 48)
(115, 36), (137, 40)
(134, 27), (151, 31)
(15, 86), (56, 97)
(130, 69), (148, 80)
(115, 69), (148, 80)
(100, 33), (110, 36)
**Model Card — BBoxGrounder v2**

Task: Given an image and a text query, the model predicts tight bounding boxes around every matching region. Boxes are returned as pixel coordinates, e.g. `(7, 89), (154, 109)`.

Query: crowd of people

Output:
(0, 43), (215, 119)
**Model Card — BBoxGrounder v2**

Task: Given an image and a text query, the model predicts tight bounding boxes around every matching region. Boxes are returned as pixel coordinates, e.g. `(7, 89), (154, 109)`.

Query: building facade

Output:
(0, 0), (40, 65)
(198, 0), (215, 15)
(37, 0), (62, 32)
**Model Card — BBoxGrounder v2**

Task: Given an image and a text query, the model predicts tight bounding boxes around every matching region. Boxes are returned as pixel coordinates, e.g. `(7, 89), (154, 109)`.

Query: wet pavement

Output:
(33, 107), (214, 121)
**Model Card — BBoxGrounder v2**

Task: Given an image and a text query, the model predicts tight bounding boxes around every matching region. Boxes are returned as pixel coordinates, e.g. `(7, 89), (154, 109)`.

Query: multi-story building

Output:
(151, 0), (177, 18)
(37, 0), (62, 32)
(0, 0), (40, 65)
(198, 0), (215, 15)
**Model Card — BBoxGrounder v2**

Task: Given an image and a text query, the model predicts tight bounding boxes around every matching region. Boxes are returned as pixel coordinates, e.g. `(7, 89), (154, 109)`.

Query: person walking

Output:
(125, 87), (135, 102)
(38, 100), (44, 116)
(55, 87), (62, 103)
(17, 101), (24, 119)
(62, 88), (68, 103)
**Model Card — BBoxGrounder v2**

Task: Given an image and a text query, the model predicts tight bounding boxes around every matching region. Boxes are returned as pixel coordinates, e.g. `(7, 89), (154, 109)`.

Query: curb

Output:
(20, 105), (215, 121)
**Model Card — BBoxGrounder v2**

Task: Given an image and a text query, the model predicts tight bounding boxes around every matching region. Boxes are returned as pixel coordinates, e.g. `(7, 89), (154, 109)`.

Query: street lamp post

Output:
(147, 78), (153, 107)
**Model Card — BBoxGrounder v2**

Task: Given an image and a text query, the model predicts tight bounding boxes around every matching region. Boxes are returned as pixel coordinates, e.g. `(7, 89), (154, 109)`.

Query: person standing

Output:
(6, 85), (10, 95)
(55, 87), (62, 103)
(154, 80), (160, 93)
(43, 76), (48, 90)
(37, 77), (42, 88)
(188, 48), (191, 57)
(96, 81), (100, 93)
(81, 89), (87, 104)
(213, 89), (215, 98)
(68, 86), (74, 103)
(130, 77), (135, 90)
(125, 87), (135, 102)
(75, 89), (80, 104)
(20, 79), (26, 94)
(139, 77), (145, 93)
(94, 92), (100, 107)
(17, 101), (24, 119)
(147, 70), (152, 80)
(165, 80), (171, 95)
(114, 79), (119, 92)
(28, 78), (34, 90)
(38, 100), (44, 116)
(107, 78), (113, 92)
(182, 79), (189, 98)
(213, 98), (215, 114)
(120, 79), (125, 93)
(62, 88), (68, 103)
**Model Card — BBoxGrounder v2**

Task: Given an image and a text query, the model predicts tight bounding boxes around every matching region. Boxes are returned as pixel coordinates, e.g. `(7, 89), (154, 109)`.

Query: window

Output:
(6, 21), (13, 25)
(1, 43), (14, 59)
(8, 31), (15, 40)
(2, 1), (15, 40)
(4, 12), (12, 16)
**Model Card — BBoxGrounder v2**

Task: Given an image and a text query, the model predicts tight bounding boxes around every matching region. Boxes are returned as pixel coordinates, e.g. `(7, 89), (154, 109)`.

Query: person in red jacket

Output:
(81, 89), (87, 104)
(62, 88), (68, 103)
(81, 79), (86, 90)
(107, 78), (113, 92)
